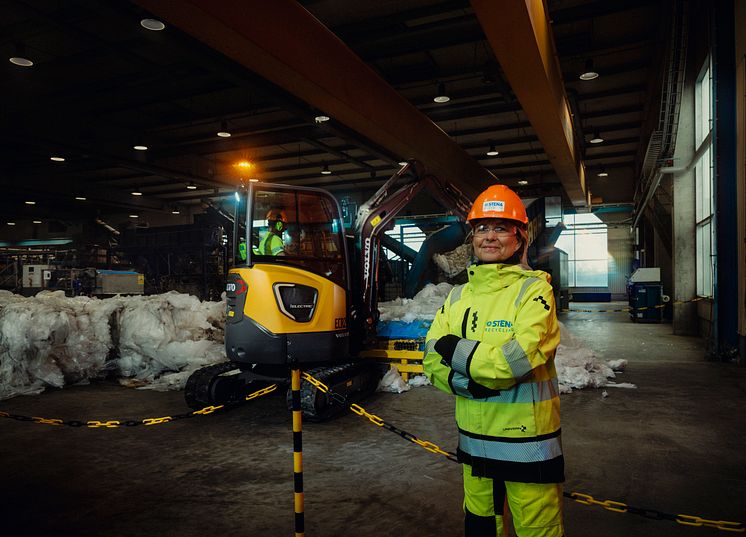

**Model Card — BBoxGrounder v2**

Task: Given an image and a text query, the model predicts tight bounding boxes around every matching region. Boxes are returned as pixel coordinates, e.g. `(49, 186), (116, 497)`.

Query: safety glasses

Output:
(473, 222), (517, 237)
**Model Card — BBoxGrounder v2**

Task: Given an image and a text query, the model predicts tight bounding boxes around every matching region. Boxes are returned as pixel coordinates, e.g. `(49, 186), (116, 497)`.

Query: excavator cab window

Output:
(237, 184), (349, 289)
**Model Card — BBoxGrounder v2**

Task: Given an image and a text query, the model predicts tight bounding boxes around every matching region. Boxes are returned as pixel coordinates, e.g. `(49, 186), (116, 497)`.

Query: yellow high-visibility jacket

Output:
(423, 262), (563, 483)
(258, 232), (284, 256)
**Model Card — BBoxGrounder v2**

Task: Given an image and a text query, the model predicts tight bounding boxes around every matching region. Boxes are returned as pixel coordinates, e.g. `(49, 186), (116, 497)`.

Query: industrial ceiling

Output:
(1, 0), (664, 228)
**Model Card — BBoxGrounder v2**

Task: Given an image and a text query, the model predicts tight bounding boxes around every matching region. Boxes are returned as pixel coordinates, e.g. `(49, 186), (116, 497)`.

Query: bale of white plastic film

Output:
(114, 292), (226, 390)
(0, 290), (226, 399)
(378, 282), (453, 323)
(0, 291), (119, 400)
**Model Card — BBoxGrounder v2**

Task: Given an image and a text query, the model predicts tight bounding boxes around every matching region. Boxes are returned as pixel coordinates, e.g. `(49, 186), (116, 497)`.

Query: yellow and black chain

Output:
(3, 370), (742, 532)
(562, 296), (705, 314)
(567, 492), (744, 533)
(301, 371), (458, 462)
(302, 371), (744, 533)
(0, 383), (278, 428)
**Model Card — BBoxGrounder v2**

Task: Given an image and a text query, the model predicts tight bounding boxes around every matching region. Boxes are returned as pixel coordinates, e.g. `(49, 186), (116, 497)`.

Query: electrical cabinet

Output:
(21, 264), (51, 289)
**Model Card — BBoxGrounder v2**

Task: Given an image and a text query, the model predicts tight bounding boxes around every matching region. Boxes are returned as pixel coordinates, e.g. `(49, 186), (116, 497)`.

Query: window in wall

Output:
(555, 213), (608, 287)
(694, 58), (714, 297)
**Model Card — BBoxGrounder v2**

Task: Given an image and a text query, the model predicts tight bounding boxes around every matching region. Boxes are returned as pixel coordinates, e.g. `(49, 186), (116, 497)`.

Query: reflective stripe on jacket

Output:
(423, 262), (563, 483)
(258, 233), (284, 256)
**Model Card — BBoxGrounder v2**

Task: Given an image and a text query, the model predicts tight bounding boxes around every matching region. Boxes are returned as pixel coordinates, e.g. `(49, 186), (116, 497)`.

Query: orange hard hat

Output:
(266, 209), (288, 223)
(467, 184), (528, 224)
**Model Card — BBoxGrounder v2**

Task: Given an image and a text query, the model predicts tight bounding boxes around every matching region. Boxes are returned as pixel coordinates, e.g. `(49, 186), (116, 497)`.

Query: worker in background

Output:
(258, 208), (287, 256)
(423, 184), (563, 537)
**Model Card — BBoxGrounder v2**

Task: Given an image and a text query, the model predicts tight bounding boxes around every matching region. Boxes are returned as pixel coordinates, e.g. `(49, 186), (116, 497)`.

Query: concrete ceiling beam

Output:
(133, 0), (490, 199)
(472, 0), (587, 207)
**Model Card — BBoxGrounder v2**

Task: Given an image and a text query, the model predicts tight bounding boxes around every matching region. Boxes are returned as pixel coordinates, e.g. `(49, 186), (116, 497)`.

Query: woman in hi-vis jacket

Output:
(423, 184), (563, 537)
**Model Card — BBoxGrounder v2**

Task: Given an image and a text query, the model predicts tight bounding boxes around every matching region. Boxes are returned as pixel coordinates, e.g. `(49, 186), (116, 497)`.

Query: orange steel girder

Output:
(471, 0), (588, 207)
(133, 0), (492, 199)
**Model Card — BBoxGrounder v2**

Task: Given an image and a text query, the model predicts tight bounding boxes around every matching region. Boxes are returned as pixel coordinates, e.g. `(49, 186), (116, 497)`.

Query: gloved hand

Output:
(434, 334), (461, 367)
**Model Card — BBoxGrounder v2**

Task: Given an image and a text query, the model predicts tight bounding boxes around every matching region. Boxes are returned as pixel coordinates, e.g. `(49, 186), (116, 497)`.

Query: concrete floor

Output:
(1, 303), (745, 536)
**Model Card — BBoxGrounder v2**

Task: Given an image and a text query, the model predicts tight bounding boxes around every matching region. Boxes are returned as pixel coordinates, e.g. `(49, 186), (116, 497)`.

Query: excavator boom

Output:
(353, 161), (472, 341)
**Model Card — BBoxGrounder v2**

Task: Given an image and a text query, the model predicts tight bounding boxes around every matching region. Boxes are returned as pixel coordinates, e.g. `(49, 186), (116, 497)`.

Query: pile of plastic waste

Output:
(0, 290), (225, 400)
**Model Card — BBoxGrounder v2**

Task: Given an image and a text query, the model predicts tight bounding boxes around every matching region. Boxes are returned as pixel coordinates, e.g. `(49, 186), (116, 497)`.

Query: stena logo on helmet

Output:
(483, 200), (505, 212)
(226, 283), (237, 292)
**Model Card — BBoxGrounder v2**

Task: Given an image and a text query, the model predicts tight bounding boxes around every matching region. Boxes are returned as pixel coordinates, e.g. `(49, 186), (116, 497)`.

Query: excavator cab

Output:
(226, 184), (351, 367)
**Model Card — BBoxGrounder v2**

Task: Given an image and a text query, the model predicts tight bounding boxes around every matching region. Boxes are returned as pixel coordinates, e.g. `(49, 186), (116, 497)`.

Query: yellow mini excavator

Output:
(184, 161), (471, 420)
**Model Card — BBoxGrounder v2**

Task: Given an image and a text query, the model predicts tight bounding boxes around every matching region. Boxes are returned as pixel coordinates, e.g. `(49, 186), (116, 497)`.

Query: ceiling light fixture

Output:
(9, 44), (33, 67)
(249, 178), (259, 183)
(321, 163), (332, 175)
(9, 56), (33, 67)
(314, 114), (330, 123)
(518, 180), (528, 185)
(186, 181), (197, 190)
(398, 161), (408, 167)
(217, 120), (231, 138)
(24, 201), (36, 205)
(597, 166), (609, 177)
(129, 214), (139, 219)
(75, 196), (87, 201)
(433, 82), (450, 103)
(171, 208), (180, 215)
(140, 19), (166, 31)
(131, 191), (143, 196)
(486, 143), (499, 157)
(133, 145), (148, 151)
(7, 222), (16, 226)
(50, 156), (65, 162)
(579, 58), (599, 81)
(589, 129), (604, 144)
(33, 220), (42, 224)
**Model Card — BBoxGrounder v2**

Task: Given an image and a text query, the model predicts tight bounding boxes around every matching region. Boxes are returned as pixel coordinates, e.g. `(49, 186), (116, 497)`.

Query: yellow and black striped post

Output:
(290, 368), (305, 536)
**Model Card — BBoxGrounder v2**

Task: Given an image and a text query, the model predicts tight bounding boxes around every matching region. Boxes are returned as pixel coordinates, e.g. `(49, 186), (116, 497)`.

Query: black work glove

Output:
(434, 334), (461, 367)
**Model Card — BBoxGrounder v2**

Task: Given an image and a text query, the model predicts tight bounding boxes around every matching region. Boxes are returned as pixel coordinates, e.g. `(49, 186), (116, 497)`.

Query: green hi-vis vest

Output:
(423, 263), (564, 483)
(258, 233), (284, 256)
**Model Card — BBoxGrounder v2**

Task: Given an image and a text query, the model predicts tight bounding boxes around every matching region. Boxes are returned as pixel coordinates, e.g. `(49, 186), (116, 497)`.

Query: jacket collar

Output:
(467, 262), (547, 291)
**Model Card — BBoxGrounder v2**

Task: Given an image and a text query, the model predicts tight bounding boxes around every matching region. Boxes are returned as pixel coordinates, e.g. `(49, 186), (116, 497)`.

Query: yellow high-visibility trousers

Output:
(463, 465), (564, 537)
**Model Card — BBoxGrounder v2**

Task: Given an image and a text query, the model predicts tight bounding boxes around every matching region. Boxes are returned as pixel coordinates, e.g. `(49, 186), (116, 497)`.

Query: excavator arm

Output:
(352, 160), (472, 343)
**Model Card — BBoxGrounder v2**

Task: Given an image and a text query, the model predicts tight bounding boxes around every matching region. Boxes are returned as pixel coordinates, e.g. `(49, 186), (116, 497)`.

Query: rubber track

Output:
(293, 362), (379, 421)
(299, 364), (348, 421)
(184, 362), (239, 410)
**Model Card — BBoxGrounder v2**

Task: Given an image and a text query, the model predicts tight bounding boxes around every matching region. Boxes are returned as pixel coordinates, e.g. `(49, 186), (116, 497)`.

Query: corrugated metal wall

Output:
(570, 227), (633, 299)
(607, 227), (634, 298)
